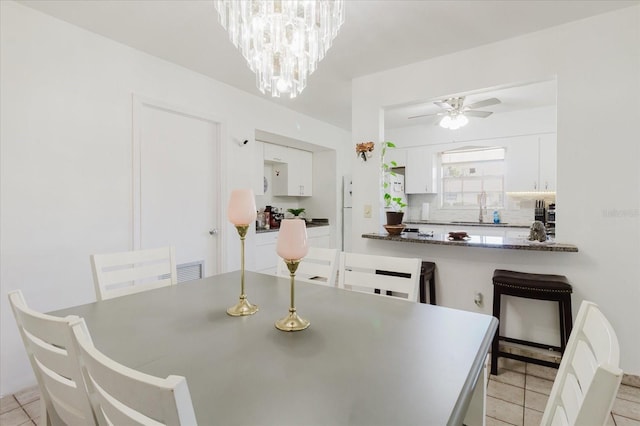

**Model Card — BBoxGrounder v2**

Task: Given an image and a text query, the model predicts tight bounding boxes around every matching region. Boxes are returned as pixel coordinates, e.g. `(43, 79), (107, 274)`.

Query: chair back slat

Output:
(27, 330), (75, 379)
(91, 246), (177, 300)
(338, 252), (421, 301)
(277, 247), (338, 286)
(8, 290), (96, 425)
(71, 318), (197, 426)
(541, 301), (623, 426)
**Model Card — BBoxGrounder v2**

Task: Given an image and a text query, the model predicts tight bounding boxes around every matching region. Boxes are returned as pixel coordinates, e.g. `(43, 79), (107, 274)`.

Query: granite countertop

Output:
(404, 220), (531, 229)
(362, 232), (578, 252)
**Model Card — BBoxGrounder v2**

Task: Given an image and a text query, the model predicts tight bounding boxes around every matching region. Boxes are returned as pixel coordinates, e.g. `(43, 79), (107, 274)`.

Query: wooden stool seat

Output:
(491, 269), (572, 375)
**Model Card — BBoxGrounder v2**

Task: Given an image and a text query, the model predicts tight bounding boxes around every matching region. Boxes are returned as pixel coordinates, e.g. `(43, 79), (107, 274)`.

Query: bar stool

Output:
(490, 269), (572, 375)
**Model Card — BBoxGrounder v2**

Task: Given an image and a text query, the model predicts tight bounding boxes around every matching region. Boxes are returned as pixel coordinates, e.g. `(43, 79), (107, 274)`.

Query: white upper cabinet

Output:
(538, 134), (556, 191)
(266, 143), (313, 197)
(505, 136), (538, 192)
(263, 143), (290, 163)
(505, 135), (556, 192)
(405, 147), (437, 194)
(286, 148), (313, 196)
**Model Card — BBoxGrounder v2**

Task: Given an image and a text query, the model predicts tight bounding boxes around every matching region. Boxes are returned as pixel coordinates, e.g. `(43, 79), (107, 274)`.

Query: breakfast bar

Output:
(362, 232), (578, 252)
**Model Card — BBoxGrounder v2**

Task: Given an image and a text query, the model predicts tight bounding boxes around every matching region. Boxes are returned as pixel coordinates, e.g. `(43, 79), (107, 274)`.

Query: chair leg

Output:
(491, 287), (501, 375)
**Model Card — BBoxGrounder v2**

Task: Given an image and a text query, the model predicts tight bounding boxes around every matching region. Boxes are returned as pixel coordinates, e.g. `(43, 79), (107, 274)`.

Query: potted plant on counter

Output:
(286, 208), (306, 219)
(381, 141), (407, 229)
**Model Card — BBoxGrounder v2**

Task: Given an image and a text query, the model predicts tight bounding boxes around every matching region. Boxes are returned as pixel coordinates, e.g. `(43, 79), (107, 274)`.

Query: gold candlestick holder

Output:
(227, 225), (259, 316)
(275, 259), (310, 331)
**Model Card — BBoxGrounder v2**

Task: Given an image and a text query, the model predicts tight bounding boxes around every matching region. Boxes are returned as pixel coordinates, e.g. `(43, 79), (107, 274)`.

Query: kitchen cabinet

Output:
(271, 146), (313, 197)
(405, 147), (437, 194)
(253, 226), (330, 274)
(538, 134), (556, 191)
(307, 226), (330, 248)
(254, 231), (278, 274)
(263, 143), (290, 163)
(505, 135), (556, 192)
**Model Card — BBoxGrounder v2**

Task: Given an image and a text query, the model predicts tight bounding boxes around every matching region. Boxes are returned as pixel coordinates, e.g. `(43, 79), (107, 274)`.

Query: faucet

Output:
(478, 191), (487, 223)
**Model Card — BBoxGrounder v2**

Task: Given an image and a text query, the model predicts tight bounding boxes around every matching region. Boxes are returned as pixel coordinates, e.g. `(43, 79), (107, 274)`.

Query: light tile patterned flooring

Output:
(1, 361), (639, 426)
(488, 358), (640, 426)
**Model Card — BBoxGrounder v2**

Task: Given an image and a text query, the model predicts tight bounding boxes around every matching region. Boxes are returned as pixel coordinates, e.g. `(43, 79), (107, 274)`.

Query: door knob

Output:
(209, 229), (218, 235)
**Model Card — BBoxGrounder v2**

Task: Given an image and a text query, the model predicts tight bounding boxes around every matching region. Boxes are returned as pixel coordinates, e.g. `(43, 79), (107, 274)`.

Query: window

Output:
(440, 147), (505, 209)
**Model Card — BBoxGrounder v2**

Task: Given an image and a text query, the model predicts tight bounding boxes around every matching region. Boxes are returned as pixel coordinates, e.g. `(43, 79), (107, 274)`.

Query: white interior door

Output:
(133, 98), (220, 277)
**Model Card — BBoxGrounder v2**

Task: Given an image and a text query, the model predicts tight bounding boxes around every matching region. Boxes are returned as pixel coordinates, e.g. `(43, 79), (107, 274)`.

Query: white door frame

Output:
(131, 94), (226, 275)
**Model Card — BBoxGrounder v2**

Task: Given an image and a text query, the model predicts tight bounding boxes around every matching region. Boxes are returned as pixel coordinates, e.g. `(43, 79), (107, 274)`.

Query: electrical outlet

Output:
(364, 204), (372, 218)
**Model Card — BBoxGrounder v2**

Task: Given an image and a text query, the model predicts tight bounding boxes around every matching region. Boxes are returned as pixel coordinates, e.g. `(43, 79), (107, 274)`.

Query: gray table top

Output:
(52, 271), (497, 426)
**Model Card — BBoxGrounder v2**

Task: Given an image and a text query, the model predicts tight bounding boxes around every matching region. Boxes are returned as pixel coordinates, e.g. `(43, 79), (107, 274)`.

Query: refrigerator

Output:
(342, 175), (352, 251)
(389, 174), (407, 208)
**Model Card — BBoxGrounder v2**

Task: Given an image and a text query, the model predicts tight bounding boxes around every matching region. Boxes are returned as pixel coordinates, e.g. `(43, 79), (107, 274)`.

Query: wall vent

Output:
(161, 260), (204, 283)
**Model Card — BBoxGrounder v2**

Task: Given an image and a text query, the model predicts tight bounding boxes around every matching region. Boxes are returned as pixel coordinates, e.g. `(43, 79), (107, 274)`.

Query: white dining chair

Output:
(70, 317), (197, 426)
(540, 300), (623, 426)
(91, 246), (177, 301)
(8, 290), (97, 426)
(338, 252), (421, 301)
(276, 247), (339, 286)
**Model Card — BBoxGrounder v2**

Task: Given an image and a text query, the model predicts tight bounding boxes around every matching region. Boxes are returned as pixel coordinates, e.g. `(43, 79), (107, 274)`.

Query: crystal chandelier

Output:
(214, 0), (345, 98)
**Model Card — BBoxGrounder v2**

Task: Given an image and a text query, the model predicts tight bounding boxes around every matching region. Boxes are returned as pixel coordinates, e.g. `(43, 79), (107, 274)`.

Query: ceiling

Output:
(20, 0), (639, 131)
(384, 79), (557, 129)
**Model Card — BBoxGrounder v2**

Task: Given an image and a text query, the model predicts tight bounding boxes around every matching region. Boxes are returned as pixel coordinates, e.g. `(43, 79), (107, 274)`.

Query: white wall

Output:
(0, 1), (350, 396)
(352, 6), (640, 374)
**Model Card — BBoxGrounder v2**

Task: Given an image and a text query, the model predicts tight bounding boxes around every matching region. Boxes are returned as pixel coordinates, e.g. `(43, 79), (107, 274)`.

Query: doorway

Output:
(133, 96), (222, 277)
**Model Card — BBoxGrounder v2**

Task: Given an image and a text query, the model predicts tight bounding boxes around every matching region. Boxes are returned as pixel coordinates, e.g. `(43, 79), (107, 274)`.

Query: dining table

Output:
(51, 270), (498, 426)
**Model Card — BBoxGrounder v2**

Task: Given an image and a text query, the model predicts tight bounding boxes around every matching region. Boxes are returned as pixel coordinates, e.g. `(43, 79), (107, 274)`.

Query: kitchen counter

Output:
(405, 220), (530, 229)
(256, 222), (329, 234)
(362, 232), (578, 252)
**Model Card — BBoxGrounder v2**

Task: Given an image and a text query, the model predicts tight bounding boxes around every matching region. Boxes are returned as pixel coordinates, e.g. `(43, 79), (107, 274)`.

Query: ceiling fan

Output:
(408, 96), (501, 129)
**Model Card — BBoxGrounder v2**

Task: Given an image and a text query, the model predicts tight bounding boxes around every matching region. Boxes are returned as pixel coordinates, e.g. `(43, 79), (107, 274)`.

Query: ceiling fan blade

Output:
(464, 110), (493, 118)
(433, 100), (454, 111)
(465, 97), (501, 110)
(408, 112), (444, 120)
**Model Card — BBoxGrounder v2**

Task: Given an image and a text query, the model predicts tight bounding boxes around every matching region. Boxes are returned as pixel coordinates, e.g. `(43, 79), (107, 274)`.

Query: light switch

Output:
(364, 204), (372, 218)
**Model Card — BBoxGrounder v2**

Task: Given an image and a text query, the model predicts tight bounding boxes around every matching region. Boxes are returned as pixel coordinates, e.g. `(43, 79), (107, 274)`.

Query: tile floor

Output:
(487, 358), (640, 426)
(1, 361), (639, 426)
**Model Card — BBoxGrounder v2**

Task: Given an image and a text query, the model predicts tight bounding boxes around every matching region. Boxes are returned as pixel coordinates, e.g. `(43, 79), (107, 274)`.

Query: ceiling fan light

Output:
(439, 115), (452, 128)
(440, 113), (469, 130)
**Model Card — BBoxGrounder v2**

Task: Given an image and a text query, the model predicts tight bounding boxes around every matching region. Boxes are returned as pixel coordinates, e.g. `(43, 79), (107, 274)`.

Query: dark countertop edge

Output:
(404, 221), (530, 229)
(362, 233), (579, 252)
(257, 223), (329, 234)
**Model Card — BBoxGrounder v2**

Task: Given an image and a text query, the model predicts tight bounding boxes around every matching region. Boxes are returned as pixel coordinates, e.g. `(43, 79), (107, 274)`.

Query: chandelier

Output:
(215, 0), (345, 99)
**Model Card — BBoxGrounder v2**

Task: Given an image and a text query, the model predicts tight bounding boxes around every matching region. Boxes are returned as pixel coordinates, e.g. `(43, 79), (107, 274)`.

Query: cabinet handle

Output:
(545, 181), (548, 190)
(534, 181), (537, 190)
